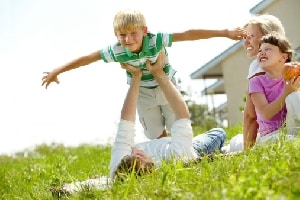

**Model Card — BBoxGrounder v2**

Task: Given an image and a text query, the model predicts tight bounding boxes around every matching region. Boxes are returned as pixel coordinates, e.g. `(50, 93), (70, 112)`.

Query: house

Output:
(190, 0), (300, 126)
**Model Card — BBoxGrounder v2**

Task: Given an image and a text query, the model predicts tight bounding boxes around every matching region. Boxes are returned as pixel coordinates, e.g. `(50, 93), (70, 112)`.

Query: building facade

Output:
(190, 0), (300, 126)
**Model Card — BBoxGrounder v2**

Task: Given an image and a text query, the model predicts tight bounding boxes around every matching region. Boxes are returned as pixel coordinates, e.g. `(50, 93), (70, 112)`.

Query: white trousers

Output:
(285, 91), (300, 136)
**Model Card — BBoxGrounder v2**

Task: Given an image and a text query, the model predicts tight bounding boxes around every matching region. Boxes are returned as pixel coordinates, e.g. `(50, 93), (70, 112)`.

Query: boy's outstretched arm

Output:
(172, 27), (247, 42)
(42, 50), (101, 89)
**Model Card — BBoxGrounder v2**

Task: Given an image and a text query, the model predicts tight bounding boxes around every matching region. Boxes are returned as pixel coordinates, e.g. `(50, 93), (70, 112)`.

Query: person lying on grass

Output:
(110, 51), (226, 180)
(51, 52), (228, 195)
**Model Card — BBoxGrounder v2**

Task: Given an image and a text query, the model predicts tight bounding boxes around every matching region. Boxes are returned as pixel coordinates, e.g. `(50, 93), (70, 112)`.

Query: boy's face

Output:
(115, 26), (147, 53)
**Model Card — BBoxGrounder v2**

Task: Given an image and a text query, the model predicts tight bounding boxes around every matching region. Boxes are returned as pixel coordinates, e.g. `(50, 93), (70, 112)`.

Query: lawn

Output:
(1, 126), (299, 200)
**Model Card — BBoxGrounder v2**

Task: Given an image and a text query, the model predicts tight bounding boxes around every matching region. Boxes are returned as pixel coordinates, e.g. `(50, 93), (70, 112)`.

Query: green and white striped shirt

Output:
(100, 32), (177, 88)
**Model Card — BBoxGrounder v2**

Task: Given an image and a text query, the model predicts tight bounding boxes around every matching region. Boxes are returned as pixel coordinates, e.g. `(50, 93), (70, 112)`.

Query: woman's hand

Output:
(146, 50), (167, 76)
(120, 63), (142, 79)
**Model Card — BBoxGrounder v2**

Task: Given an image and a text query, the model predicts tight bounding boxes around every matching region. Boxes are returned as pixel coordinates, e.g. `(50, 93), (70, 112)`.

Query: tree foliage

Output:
(178, 78), (218, 131)
(187, 101), (217, 131)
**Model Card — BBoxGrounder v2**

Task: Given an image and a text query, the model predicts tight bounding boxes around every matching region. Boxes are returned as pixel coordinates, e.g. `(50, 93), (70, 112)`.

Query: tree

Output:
(177, 77), (218, 131)
(187, 101), (217, 131)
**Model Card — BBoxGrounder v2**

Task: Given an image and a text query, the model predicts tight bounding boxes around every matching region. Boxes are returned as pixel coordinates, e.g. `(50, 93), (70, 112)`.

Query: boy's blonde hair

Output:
(113, 9), (146, 32)
(244, 14), (285, 36)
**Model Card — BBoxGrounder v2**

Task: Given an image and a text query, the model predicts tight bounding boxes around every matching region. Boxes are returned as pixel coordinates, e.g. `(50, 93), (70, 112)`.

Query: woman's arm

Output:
(243, 94), (258, 149)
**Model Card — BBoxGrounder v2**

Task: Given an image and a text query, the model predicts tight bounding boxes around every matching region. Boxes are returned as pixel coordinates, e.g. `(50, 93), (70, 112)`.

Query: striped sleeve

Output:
(100, 43), (127, 63)
(100, 46), (115, 63)
(160, 33), (173, 47)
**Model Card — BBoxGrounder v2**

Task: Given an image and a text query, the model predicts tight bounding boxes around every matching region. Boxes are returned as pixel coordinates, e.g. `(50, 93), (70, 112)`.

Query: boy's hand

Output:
(42, 71), (60, 89)
(227, 27), (248, 40)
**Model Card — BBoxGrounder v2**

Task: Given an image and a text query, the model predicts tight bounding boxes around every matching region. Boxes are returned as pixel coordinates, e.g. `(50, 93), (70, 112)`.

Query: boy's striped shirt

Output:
(100, 32), (177, 88)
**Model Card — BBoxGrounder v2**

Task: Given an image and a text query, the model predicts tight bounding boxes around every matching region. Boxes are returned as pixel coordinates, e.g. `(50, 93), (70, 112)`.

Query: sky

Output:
(0, 0), (262, 155)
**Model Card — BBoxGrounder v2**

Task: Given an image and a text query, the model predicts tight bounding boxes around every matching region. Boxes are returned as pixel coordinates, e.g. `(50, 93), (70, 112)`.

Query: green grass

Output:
(1, 126), (300, 200)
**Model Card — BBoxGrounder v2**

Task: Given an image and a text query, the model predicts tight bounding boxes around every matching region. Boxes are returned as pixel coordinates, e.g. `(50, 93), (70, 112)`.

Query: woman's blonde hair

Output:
(244, 14), (285, 36)
(113, 9), (146, 32)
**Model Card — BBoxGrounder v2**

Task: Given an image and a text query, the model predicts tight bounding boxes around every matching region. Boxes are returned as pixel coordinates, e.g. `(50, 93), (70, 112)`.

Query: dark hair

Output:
(259, 33), (294, 62)
(114, 155), (154, 179)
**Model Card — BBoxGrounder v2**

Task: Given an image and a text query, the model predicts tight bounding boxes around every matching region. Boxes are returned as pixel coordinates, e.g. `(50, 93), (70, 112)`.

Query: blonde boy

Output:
(42, 9), (247, 139)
